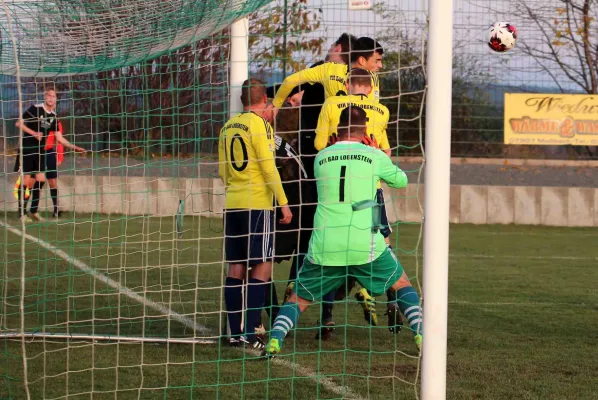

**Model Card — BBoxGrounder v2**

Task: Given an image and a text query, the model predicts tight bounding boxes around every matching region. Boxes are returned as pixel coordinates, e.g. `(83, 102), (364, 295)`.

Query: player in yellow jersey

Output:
(314, 68), (390, 155)
(272, 36), (384, 110)
(218, 79), (293, 348)
(273, 37), (386, 339)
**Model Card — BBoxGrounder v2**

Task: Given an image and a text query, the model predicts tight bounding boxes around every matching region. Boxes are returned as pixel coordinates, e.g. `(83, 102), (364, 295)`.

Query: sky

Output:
(287, 0), (585, 91)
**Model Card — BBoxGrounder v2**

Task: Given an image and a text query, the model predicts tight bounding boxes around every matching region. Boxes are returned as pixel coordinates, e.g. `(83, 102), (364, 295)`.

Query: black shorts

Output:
(376, 188), (392, 238)
(225, 209), (274, 266)
(13, 152), (46, 175)
(45, 151), (58, 179)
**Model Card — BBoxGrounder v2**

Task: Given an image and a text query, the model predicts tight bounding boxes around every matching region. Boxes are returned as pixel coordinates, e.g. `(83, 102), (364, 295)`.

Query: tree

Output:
(57, 0), (323, 157)
(514, 1), (597, 94)
(374, 6), (502, 157)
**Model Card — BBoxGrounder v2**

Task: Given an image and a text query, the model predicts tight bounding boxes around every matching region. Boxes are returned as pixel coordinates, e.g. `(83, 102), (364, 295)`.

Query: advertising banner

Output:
(504, 93), (598, 145)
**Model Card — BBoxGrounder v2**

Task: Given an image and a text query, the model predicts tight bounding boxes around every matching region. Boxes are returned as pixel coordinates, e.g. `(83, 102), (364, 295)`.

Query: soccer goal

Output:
(0, 0), (451, 398)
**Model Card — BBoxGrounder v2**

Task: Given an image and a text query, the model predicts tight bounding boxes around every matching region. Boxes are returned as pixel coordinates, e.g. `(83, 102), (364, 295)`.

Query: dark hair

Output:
(241, 78), (266, 106)
(334, 33), (358, 65)
(338, 106), (367, 137)
(351, 37), (384, 63)
(347, 68), (373, 88)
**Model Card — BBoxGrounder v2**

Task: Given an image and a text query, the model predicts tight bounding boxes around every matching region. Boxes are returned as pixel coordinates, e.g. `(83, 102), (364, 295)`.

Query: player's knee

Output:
(36, 174), (46, 183)
(249, 261), (272, 281)
(391, 273), (412, 291)
(227, 263), (246, 280)
(48, 179), (57, 188)
(287, 292), (311, 312)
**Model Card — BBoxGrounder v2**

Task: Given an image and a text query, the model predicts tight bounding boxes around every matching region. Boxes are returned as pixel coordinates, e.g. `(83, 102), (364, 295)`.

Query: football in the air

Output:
(488, 22), (517, 52)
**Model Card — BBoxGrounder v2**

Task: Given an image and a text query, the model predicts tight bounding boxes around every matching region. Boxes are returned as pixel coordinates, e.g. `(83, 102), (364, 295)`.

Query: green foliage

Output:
(250, 0), (325, 72)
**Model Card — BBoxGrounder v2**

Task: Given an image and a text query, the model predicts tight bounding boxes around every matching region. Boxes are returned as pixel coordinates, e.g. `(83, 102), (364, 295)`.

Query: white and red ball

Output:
(488, 22), (517, 52)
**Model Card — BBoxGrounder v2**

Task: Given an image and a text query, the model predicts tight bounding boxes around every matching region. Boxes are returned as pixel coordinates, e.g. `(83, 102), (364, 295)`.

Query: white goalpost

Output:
(421, 0), (453, 398)
(0, 0), (452, 397)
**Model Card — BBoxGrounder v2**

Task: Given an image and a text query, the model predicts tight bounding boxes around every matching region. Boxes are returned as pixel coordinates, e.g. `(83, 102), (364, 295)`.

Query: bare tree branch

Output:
(514, 0), (597, 93)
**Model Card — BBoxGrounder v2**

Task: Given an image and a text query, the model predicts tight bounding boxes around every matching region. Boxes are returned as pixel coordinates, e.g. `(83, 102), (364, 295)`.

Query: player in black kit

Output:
(14, 87), (85, 221)
(267, 33), (358, 340)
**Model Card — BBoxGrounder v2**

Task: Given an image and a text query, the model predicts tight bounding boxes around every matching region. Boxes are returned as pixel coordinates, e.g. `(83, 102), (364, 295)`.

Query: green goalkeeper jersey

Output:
(307, 141), (408, 266)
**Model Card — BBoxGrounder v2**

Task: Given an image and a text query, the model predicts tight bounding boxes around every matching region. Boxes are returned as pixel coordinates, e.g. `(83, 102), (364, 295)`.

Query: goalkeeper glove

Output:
(362, 134), (379, 149)
(327, 133), (339, 147)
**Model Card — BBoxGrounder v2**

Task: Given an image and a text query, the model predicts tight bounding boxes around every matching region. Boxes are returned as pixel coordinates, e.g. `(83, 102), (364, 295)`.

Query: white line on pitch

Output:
(0, 220), (210, 335)
(1, 221), (365, 400)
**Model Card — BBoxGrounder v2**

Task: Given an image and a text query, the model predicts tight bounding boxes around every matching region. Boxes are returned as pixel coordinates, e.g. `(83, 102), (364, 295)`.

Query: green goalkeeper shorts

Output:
(294, 248), (404, 301)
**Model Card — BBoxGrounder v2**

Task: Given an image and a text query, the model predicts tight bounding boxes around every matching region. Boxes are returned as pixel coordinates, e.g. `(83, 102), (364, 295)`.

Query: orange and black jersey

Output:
(21, 103), (57, 153)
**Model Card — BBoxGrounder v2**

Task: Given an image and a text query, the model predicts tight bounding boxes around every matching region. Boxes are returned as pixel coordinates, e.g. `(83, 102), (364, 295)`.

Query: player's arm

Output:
(272, 64), (327, 108)
(54, 125), (86, 154)
(56, 121), (65, 165)
(314, 100), (333, 151)
(217, 130), (229, 186)
(15, 105), (42, 139)
(377, 153), (408, 189)
(252, 124), (289, 206)
(378, 109), (391, 157)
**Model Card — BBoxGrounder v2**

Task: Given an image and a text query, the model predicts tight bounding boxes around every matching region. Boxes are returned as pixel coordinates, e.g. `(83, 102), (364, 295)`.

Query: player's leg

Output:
(315, 290), (336, 340)
(18, 153), (43, 220)
(264, 291), (312, 356)
(265, 260), (346, 356)
(264, 278), (279, 326)
(13, 155), (29, 219)
(377, 188), (392, 246)
(389, 271), (423, 350)
(243, 209), (275, 347)
(45, 151), (60, 217)
(357, 247), (423, 349)
(284, 184), (316, 302)
(223, 209), (249, 345)
(28, 152), (47, 221)
(376, 188), (405, 332)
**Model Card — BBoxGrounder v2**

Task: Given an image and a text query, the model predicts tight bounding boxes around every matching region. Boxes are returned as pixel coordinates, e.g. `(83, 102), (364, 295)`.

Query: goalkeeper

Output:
(315, 68), (408, 334)
(263, 106), (423, 357)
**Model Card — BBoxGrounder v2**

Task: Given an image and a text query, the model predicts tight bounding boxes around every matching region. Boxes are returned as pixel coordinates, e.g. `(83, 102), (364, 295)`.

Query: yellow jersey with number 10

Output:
(218, 111), (288, 210)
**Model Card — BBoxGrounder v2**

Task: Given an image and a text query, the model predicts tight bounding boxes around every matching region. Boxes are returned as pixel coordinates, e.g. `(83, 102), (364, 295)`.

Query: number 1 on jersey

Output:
(339, 165), (347, 202)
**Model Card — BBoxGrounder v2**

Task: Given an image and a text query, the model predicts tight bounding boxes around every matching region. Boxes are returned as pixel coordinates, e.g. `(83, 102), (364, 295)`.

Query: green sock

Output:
(396, 286), (423, 336)
(270, 301), (301, 344)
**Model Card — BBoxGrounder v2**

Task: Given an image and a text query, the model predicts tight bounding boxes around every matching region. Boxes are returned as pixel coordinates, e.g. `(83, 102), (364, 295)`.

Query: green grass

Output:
(1, 213), (597, 399)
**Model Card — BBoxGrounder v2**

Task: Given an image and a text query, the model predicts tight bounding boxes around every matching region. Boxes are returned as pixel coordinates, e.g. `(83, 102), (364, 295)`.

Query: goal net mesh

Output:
(0, 1), (426, 398)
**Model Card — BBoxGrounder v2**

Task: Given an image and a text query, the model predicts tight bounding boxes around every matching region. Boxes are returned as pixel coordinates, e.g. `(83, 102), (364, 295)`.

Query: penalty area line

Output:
(1, 221), (365, 400)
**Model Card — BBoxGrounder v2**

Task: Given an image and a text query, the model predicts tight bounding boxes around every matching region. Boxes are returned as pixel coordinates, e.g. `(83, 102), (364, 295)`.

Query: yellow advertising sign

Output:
(504, 93), (598, 146)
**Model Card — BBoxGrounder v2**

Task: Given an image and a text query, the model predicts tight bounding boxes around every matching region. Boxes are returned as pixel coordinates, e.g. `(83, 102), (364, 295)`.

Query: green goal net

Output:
(1, 1), (426, 398)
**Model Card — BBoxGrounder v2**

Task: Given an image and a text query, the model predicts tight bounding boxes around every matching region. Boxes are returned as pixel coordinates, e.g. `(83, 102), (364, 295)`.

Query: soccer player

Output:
(14, 87), (82, 221)
(29, 118), (84, 218)
(314, 68), (390, 154)
(218, 79), (293, 348)
(316, 68), (410, 333)
(263, 106), (423, 357)
(268, 33), (358, 339)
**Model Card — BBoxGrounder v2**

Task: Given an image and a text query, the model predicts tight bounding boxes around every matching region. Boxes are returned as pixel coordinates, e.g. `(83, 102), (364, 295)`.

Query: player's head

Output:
(327, 33), (358, 65)
(43, 85), (57, 109)
(337, 106), (367, 141)
(241, 78), (267, 107)
(346, 68), (373, 96)
(351, 37), (384, 72)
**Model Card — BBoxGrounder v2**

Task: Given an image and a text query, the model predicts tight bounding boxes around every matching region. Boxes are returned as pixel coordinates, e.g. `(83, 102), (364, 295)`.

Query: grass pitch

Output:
(1, 213), (597, 399)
